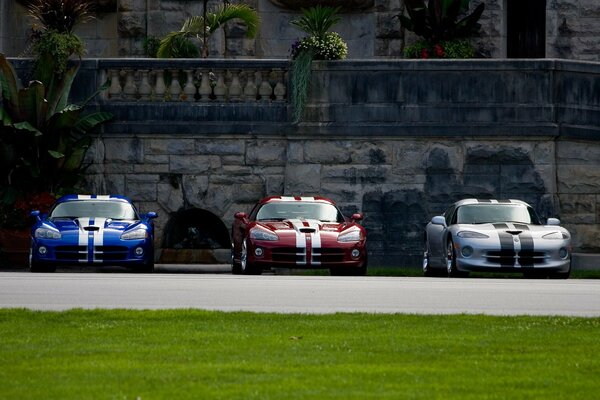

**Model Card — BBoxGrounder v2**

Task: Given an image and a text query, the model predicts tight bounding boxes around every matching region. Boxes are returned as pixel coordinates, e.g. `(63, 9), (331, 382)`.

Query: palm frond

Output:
(290, 6), (341, 38)
(206, 4), (260, 38)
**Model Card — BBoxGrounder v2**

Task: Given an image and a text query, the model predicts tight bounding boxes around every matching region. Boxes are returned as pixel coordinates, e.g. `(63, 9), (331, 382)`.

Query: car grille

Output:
(270, 247), (346, 265)
(485, 251), (547, 265)
(54, 245), (129, 261)
(272, 247), (305, 263)
(313, 248), (345, 263)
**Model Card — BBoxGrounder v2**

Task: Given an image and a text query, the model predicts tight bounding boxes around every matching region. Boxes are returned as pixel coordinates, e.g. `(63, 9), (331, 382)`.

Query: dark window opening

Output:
(507, 0), (546, 58)
(162, 209), (230, 249)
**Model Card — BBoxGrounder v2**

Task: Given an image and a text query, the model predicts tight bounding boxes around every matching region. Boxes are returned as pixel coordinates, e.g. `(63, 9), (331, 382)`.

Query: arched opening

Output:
(159, 208), (231, 264)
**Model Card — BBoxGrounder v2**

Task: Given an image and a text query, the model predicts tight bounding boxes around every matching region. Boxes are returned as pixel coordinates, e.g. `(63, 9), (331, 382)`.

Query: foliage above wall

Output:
(270, 0), (374, 12)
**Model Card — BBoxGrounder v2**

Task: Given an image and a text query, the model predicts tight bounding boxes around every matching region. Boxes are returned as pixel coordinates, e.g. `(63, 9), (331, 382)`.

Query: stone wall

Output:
(2, 1), (600, 60)
(66, 58), (600, 266)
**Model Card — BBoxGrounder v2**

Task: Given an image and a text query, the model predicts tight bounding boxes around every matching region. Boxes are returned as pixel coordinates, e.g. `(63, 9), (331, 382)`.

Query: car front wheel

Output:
(447, 240), (468, 278)
(241, 239), (261, 275)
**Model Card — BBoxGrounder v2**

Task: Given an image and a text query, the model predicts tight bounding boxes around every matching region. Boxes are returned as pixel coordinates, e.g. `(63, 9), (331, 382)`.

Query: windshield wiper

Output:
(258, 218), (285, 222)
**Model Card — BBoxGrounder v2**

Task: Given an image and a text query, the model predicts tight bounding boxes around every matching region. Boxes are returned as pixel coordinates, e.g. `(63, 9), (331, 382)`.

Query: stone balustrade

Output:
(97, 59), (289, 103)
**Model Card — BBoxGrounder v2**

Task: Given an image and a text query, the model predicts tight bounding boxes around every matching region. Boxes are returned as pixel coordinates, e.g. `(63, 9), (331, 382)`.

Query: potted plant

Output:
(157, 1), (260, 58)
(399, 0), (485, 59)
(290, 5), (348, 123)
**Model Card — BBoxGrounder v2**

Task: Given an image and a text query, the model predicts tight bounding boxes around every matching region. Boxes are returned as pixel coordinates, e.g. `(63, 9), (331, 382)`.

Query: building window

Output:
(507, 0), (546, 58)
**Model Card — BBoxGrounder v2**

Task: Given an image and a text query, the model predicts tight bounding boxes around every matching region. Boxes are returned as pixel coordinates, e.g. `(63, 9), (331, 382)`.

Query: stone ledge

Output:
(572, 253), (600, 271)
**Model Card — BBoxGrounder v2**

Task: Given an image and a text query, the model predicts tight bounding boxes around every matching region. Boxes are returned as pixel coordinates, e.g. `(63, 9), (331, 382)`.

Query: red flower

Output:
(434, 44), (445, 58)
(420, 48), (429, 59)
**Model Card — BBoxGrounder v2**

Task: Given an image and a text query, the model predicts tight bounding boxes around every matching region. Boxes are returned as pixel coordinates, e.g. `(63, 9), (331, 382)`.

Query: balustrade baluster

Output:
(154, 70), (167, 101)
(138, 70), (152, 101)
(108, 69), (122, 101)
(123, 70), (137, 100)
(273, 68), (286, 102)
(213, 69), (227, 102)
(169, 69), (182, 101)
(198, 70), (212, 102)
(183, 69), (197, 102)
(243, 70), (257, 102)
(258, 70), (273, 102)
(228, 69), (242, 102)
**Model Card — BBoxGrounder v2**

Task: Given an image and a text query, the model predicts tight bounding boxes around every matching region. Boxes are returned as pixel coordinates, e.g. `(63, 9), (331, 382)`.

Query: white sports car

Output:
(423, 199), (571, 278)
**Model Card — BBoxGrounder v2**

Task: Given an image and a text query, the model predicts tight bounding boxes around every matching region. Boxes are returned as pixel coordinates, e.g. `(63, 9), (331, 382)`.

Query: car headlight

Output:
(457, 231), (489, 239)
(338, 229), (362, 243)
(249, 227), (278, 241)
(34, 227), (61, 239)
(121, 229), (148, 240)
(543, 232), (569, 240)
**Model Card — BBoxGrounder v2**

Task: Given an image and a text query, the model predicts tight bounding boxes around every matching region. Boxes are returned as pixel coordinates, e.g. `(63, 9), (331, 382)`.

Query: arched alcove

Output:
(159, 208), (231, 264)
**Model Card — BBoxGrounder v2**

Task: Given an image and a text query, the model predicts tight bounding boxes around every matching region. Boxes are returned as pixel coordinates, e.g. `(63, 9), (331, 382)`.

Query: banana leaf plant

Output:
(0, 53), (112, 203)
(399, 0), (485, 43)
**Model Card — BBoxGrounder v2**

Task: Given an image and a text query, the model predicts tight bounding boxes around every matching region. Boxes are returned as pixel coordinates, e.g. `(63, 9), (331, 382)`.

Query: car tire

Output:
(548, 263), (571, 279)
(447, 240), (468, 278)
(231, 245), (242, 275)
(138, 248), (155, 273)
(240, 239), (261, 275)
(29, 247), (56, 273)
(423, 248), (444, 277)
(29, 259), (56, 273)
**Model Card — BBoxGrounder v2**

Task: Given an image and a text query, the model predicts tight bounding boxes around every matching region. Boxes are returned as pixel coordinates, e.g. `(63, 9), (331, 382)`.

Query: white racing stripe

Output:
(77, 218), (90, 263)
(288, 219), (307, 266)
(92, 218), (107, 263)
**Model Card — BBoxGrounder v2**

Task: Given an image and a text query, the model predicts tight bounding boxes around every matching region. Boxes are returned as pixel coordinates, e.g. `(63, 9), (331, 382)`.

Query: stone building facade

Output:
(1, 0), (600, 60)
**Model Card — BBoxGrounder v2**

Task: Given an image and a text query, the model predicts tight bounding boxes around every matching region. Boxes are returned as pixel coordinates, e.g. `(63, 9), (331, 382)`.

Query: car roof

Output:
(55, 194), (133, 204)
(259, 196), (336, 205)
(454, 199), (531, 207)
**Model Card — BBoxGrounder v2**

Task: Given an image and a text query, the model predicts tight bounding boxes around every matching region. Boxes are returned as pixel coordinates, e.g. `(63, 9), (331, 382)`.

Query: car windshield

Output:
(49, 201), (138, 220)
(256, 202), (344, 222)
(456, 204), (540, 225)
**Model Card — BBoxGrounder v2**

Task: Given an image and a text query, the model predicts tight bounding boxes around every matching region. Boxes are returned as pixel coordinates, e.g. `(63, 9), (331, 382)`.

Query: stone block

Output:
(500, 165), (546, 194)
(104, 138), (143, 163)
(157, 182), (184, 213)
(182, 175), (209, 203)
(146, 139), (196, 155)
(196, 140), (245, 155)
(287, 141), (304, 163)
(170, 155), (221, 174)
(350, 141), (391, 165)
(466, 144), (535, 165)
(126, 180), (157, 202)
(304, 141), (352, 164)
(557, 141), (600, 164)
(320, 183), (362, 203)
(558, 165), (600, 193)
(285, 164), (322, 194)
(393, 142), (428, 174)
(246, 141), (286, 166)
(534, 142), (554, 165)
(134, 164), (169, 174)
(321, 165), (389, 185)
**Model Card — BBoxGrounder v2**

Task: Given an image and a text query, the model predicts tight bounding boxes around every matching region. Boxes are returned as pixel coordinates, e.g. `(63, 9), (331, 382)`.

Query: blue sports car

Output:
(29, 195), (157, 272)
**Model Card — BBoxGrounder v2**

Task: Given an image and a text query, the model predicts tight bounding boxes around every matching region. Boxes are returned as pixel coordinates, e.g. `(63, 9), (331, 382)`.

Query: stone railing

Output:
(97, 59), (289, 103)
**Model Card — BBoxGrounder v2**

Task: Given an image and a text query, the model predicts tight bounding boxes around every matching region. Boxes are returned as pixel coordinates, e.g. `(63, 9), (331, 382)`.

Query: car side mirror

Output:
(351, 213), (363, 222)
(30, 210), (41, 221)
(546, 218), (560, 226)
(431, 216), (446, 226)
(235, 212), (248, 221)
(145, 212), (158, 219)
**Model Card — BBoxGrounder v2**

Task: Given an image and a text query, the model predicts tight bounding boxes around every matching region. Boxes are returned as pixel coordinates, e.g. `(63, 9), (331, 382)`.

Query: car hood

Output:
(47, 217), (141, 233)
(257, 219), (347, 234)
(455, 222), (570, 238)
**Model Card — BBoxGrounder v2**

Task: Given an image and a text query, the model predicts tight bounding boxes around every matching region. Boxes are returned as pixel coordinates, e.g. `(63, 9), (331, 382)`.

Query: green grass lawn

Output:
(1, 309), (598, 399)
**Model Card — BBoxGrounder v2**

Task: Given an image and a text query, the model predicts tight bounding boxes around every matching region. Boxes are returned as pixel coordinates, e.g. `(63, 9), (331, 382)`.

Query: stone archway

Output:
(159, 208), (231, 264)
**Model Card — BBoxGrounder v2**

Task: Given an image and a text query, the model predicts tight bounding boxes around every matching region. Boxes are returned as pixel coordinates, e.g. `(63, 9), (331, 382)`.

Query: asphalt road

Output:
(1, 265), (599, 316)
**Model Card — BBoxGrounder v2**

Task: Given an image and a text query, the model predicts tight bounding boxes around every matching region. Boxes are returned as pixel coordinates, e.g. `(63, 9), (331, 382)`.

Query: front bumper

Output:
(453, 238), (571, 273)
(30, 238), (153, 266)
(246, 239), (367, 269)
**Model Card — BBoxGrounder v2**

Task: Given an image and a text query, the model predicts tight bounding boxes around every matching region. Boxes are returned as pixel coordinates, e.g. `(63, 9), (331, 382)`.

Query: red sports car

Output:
(231, 196), (367, 275)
